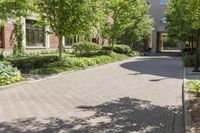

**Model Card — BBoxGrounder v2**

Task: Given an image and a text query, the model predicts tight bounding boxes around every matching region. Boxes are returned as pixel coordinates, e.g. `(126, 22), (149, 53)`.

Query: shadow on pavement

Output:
(0, 97), (182, 133)
(121, 57), (182, 79)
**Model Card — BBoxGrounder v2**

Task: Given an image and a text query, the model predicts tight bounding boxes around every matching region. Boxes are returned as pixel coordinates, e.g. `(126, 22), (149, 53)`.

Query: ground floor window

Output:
(26, 20), (45, 47)
(0, 27), (3, 48)
(65, 36), (73, 46)
(65, 35), (81, 46)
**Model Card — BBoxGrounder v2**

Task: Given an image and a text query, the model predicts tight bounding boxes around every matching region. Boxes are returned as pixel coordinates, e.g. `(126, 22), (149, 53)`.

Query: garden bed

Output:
(0, 43), (141, 86)
(184, 68), (200, 132)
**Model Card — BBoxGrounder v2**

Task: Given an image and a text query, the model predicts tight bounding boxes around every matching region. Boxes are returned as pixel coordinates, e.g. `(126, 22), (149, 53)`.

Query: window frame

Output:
(26, 19), (45, 48)
(160, 0), (167, 6)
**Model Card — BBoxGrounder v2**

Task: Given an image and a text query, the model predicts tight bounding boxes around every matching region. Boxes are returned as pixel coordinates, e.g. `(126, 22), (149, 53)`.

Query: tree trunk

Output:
(58, 36), (63, 60)
(111, 38), (116, 50)
(191, 38), (194, 55)
(193, 29), (200, 72)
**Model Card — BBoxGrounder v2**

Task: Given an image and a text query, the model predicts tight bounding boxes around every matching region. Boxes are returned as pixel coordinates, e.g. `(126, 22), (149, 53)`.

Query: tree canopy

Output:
(101, 0), (153, 46)
(0, 0), (34, 25)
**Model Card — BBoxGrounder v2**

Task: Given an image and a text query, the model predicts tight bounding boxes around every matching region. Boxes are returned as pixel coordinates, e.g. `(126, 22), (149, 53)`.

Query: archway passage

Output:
(157, 32), (181, 53)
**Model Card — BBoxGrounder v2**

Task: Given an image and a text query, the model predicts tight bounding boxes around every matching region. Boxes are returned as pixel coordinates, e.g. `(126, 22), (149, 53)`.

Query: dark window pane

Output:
(26, 20), (45, 47)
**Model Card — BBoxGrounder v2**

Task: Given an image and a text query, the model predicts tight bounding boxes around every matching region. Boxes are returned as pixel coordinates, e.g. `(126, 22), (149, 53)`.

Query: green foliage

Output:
(129, 51), (141, 57)
(0, 0), (34, 26)
(6, 55), (59, 72)
(12, 20), (25, 57)
(101, 0), (152, 46)
(123, 15), (153, 45)
(102, 44), (133, 56)
(187, 81), (200, 97)
(0, 63), (23, 86)
(72, 42), (100, 56)
(28, 53), (128, 74)
(183, 54), (194, 67)
(166, 0), (200, 42)
(0, 49), (4, 60)
(37, 0), (100, 59)
(113, 44), (132, 55)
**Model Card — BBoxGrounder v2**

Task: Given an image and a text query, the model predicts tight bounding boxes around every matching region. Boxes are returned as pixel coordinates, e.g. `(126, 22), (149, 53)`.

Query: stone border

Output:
(183, 67), (194, 133)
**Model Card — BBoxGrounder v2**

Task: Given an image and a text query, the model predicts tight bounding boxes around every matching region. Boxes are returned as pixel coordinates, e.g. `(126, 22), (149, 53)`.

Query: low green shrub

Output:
(128, 51), (141, 57)
(102, 45), (133, 56)
(0, 63), (23, 86)
(29, 53), (128, 74)
(0, 61), (12, 66)
(183, 54), (194, 67)
(187, 81), (200, 97)
(0, 49), (4, 60)
(6, 55), (59, 72)
(113, 44), (132, 55)
(72, 41), (100, 56)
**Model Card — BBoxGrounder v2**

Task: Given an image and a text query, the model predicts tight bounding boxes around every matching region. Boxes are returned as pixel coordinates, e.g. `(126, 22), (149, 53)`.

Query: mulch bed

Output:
(189, 93), (200, 132)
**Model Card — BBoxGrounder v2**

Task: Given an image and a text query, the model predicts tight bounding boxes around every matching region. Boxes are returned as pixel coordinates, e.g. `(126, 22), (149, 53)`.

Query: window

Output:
(0, 28), (3, 48)
(160, 16), (167, 24)
(26, 20), (45, 47)
(65, 37), (73, 46)
(160, 0), (167, 5)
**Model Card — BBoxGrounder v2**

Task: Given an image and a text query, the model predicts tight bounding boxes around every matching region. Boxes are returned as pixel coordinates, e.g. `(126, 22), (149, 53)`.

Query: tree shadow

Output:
(0, 97), (183, 133)
(121, 58), (182, 79)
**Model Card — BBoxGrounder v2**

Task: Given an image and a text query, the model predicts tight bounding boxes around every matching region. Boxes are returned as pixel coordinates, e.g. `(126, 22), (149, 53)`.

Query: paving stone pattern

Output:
(0, 56), (184, 133)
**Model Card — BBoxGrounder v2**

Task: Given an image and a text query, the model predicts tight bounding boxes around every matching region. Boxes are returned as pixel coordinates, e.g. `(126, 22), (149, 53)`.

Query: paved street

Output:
(0, 56), (184, 133)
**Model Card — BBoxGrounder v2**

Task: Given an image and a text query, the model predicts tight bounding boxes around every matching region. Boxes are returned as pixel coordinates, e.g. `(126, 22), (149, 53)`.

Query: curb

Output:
(183, 67), (193, 133)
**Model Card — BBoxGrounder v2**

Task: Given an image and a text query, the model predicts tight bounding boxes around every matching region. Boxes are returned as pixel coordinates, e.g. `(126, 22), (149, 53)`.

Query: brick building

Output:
(0, 14), (76, 54)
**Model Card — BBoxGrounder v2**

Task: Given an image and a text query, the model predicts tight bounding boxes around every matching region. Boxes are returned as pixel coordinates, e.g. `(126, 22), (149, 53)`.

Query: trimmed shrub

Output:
(183, 54), (194, 67)
(72, 41), (100, 56)
(29, 53), (128, 74)
(7, 55), (59, 72)
(182, 48), (196, 55)
(102, 45), (132, 55)
(0, 63), (23, 86)
(113, 44), (132, 55)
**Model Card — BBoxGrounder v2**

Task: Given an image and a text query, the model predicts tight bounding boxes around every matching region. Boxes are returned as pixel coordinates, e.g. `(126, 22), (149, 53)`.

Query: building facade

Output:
(0, 14), (77, 55)
(148, 0), (168, 53)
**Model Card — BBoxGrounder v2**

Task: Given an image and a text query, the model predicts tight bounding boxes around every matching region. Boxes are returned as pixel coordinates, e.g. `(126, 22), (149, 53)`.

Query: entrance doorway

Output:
(157, 32), (180, 53)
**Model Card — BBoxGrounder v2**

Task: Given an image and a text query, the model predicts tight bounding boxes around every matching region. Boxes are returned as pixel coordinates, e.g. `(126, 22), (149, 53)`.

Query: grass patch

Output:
(187, 80), (200, 97)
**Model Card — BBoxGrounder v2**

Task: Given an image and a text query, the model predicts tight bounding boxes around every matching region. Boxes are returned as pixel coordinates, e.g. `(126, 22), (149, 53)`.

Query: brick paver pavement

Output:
(0, 56), (184, 133)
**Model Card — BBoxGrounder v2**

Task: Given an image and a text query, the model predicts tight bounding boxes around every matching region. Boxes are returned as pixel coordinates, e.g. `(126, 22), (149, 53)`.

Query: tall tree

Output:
(122, 8), (153, 47)
(101, 0), (152, 48)
(37, 0), (100, 59)
(166, 0), (200, 71)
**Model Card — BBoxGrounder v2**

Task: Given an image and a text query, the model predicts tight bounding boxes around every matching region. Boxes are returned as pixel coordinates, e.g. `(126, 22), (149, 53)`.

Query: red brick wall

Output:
(49, 34), (59, 48)
(2, 23), (16, 49)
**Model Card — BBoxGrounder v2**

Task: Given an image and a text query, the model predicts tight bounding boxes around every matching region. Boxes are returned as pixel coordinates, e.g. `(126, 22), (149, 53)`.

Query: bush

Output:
(29, 53), (128, 74)
(102, 45), (132, 55)
(6, 55), (59, 72)
(182, 48), (196, 55)
(183, 54), (194, 67)
(182, 53), (200, 68)
(72, 41), (100, 56)
(0, 63), (23, 86)
(113, 44), (132, 55)
(0, 49), (4, 60)
(187, 81), (200, 97)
